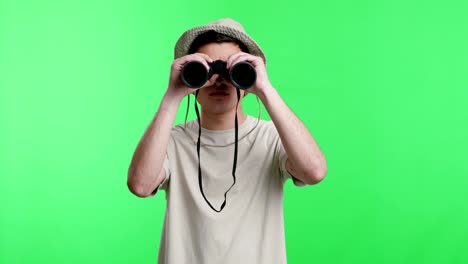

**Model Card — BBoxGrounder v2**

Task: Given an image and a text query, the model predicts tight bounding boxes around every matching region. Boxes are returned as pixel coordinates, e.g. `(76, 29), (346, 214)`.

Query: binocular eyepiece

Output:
(181, 60), (256, 89)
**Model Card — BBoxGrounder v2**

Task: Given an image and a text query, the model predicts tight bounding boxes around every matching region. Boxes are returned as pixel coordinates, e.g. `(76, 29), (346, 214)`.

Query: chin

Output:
(205, 105), (237, 115)
(196, 91), (243, 115)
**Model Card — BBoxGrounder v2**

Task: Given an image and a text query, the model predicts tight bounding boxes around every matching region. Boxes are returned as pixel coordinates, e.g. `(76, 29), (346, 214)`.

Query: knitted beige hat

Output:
(174, 18), (266, 64)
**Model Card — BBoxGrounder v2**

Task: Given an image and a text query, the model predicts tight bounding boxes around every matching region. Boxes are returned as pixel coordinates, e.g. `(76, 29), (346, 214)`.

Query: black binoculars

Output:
(181, 60), (256, 89)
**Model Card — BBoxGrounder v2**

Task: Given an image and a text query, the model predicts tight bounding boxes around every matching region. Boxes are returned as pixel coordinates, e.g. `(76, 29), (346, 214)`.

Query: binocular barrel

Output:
(180, 60), (256, 89)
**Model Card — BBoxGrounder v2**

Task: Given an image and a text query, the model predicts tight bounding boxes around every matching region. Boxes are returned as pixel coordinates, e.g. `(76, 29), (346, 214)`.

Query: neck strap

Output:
(194, 88), (241, 212)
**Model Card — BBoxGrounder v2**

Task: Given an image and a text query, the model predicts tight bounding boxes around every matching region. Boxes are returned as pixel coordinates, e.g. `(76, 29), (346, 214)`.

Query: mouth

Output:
(208, 83), (230, 97)
(209, 91), (229, 96)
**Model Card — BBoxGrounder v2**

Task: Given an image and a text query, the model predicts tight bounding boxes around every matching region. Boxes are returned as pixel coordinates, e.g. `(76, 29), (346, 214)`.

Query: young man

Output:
(127, 18), (327, 264)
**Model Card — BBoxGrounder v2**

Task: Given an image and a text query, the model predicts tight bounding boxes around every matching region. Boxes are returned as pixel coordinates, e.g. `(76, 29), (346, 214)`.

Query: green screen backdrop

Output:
(1, 0), (467, 263)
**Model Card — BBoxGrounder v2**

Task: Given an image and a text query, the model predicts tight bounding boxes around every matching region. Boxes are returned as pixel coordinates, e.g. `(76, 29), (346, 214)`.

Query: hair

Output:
(188, 30), (249, 54)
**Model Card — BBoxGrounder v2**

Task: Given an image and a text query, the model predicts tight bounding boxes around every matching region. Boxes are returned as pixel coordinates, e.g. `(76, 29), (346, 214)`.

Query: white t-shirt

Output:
(153, 115), (306, 264)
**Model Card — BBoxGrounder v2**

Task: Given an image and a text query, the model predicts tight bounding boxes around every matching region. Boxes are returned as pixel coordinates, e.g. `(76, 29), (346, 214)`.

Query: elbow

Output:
(127, 175), (153, 198)
(305, 160), (328, 185)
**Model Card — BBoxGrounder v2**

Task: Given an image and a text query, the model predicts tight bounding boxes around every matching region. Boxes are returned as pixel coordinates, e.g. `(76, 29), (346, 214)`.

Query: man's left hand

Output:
(227, 52), (273, 96)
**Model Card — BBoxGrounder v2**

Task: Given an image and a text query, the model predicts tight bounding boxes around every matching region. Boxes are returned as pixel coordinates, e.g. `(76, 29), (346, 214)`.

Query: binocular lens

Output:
(180, 60), (256, 89)
(180, 61), (209, 88)
(230, 62), (256, 89)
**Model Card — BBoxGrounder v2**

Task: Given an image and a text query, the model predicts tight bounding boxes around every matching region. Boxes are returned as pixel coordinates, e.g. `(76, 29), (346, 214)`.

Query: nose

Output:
(215, 74), (228, 85)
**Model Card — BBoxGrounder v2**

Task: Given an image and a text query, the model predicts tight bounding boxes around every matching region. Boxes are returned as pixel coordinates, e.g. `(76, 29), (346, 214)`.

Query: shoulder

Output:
(163, 121), (198, 146)
(254, 118), (278, 137)
(246, 118), (281, 147)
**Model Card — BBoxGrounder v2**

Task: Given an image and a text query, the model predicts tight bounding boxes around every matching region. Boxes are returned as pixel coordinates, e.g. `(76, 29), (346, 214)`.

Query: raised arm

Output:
(127, 93), (181, 197)
(227, 52), (327, 185)
(127, 53), (216, 197)
(259, 86), (327, 185)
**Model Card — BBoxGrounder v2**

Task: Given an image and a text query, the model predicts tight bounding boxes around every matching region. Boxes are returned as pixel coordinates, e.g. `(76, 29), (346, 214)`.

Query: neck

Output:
(200, 106), (247, 130)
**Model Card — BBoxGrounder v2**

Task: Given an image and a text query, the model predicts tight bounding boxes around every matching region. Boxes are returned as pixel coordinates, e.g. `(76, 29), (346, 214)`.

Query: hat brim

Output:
(174, 25), (266, 64)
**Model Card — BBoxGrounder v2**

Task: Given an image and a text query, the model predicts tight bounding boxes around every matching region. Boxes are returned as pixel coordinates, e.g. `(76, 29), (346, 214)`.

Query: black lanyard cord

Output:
(194, 88), (240, 213)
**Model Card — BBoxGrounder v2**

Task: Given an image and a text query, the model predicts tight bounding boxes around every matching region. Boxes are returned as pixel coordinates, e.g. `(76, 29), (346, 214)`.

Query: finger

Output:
(202, 73), (219, 88)
(229, 54), (262, 70)
(230, 54), (251, 67)
(178, 54), (212, 71)
(191, 53), (213, 70)
(194, 53), (213, 63)
(226, 52), (249, 69)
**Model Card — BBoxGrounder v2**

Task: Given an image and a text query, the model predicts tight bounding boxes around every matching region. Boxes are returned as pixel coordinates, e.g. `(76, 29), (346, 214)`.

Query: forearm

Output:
(257, 85), (327, 183)
(127, 92), (183, 196)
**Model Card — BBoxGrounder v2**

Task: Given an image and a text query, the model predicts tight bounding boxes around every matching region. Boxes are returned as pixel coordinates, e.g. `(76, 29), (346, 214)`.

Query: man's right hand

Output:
(166, 53), (218, 99)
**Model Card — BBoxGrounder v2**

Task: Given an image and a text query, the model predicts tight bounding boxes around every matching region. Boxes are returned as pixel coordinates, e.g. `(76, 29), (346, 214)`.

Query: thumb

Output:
(203, 73), (219, 88)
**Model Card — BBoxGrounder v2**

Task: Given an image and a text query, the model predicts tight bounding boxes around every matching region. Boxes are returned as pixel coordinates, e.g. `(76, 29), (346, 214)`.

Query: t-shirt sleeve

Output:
(159, 154), (171, 191)
(148, 154), (171, 197)
(273, 125), (307, 187)
(148, 130), (177, 197)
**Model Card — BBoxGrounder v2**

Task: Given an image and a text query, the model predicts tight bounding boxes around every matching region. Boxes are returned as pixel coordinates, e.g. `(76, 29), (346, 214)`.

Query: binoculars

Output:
(181, 60), (256, 89)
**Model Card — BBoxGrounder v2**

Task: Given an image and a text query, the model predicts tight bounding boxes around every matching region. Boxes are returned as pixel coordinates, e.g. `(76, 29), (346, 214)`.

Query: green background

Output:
(1, 0), (467, 263)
